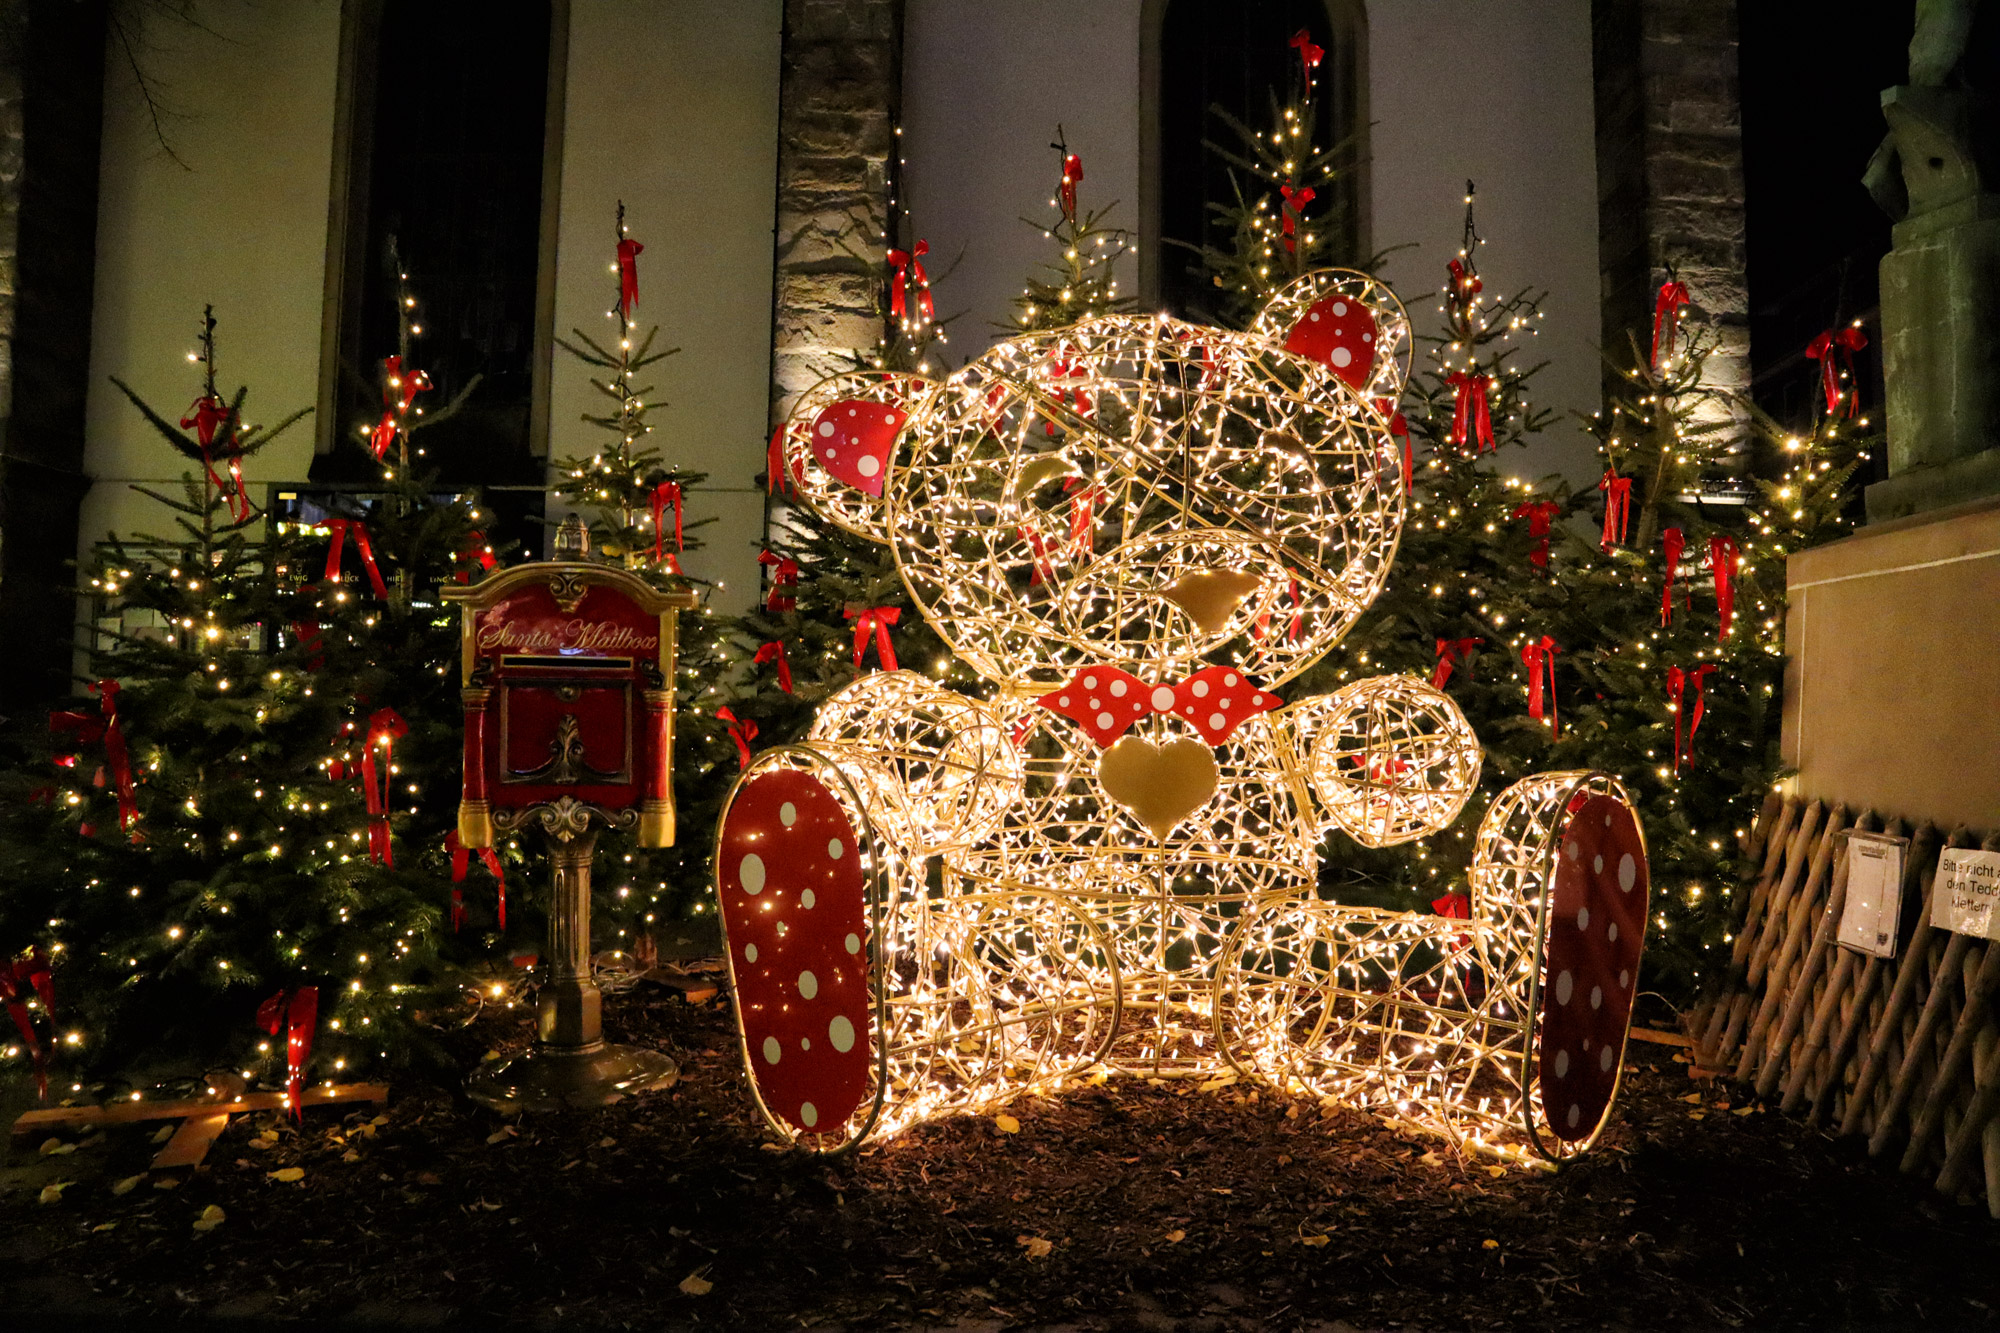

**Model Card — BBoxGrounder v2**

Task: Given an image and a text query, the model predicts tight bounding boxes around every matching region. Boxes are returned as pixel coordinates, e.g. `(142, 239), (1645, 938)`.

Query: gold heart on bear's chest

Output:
(1096, 736), (1220, 840)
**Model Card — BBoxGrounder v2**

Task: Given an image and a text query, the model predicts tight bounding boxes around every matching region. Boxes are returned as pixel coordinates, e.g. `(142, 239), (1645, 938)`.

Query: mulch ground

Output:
(1, 976), (1995, 1333)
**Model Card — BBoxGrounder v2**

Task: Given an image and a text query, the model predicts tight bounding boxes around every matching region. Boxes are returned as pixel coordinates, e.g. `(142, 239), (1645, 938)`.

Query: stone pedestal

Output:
(1868, 194), (2000, 521)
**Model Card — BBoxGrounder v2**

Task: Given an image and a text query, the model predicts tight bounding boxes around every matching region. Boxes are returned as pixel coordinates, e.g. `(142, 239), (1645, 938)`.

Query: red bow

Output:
(454, 531), (496, 584)
(1432, 892), (1473, 952)
(1512, 501), (1561, 570)
(1060, 152), (1083, 219)
(256, 986), (317, 1120)
(1521, 635), (1561, 738)
(1447, 372), (1493, 452)
(1290, 27), (1324, 72)
(617, 237), (643, 318)
(1020, 525), (1059, 587)
(1447, 257), (1484, 303)
(1373, 398), (1412, 493)
(1667, 663), (1719, 769)
(1065, 478), (1106, 553)
(389, 357), (432, 412)
(1806, 325), (1867, 417)
(1660, 527), (1685, 626)
(758, 550), (799, 612)
(1601, 470), (1632, 551)
(1252, 578), (1306, 643)
(753, 640), (793, 693)
(717, 707), (759, 770)
(91, 680), (139, 835)
(369, 411), (398, 461)
(0, 949), (55, 1099)
(292, 620), (326, 672)
(887, 239), (933, 323)
(651, 481), (683, 570)
(324, 519), (389, 600)
(181, 395), (253, 521)
(360, 707), (408, 867)
(1651, 281), (1690, 370)
(1042, 354), (1095, 436)
(846, 605), (901, 672)
(1280, 183), (1316, 252)
(765, 424), (802, 497)
(1709, 534), (1740, 639)
(1432, 637), (1484, 690)
(445, 829), (506, 932)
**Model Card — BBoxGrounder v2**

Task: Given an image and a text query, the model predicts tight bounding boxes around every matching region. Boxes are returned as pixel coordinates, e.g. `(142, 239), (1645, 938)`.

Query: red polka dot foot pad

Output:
(719, 769), (872, 1138)
(1538, 794), (1648, 1142)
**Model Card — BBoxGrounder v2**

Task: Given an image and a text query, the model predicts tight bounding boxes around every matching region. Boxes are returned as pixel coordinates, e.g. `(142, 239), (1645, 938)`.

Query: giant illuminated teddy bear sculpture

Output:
(716, 272), (1651, 1162)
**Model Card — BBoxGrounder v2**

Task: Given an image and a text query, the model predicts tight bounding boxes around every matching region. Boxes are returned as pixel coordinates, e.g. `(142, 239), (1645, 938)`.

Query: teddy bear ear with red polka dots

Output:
(1247, 269), (1412, 403)
(778, 368), (940, 544)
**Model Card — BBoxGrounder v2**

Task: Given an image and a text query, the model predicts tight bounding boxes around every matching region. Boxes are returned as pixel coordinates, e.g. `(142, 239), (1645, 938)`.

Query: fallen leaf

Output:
(1680, 1092), (1705, 1104)
(1017, 1235), (1053, 1260)
(39, 1138), (76, 1156)
(151, 1124), (176, 1145)
(486, 1126), (517, 1146)
(193, 1204), (226, 1231)
(597, 1136), (616, 1149)
(269, 1167), (305, 1183)
(1285, 1103), (1301, 1120)
(679, 1270), (713, 1296)
(341, 1150), (361, 1163)
(1300, 1233), (1331, 1248)
(369, 1115), (389, 1127)
(38, 1183), (69, 1204)
(1198, 1074), (1238, 1093)
(1486, 1165), (1508, 1178)
(92, 1222), (117, 1232)
(259, 1129), (280, 1142)
(993, 1114), (1020, 1135)
(1276, 1154), (1293, 1166)
(1732, 1106), (1757, 1117)
(1482, 1238), (1500, 1250)
(1688, 1110), (1707, 1120)
(416, 1172), (442, 1185)
(152, 1177), (180, 1190)
(1165, 1229), (1186, 1244)
(110, 1175), (145, 1196)
(1418, 1150), (1443, 1167)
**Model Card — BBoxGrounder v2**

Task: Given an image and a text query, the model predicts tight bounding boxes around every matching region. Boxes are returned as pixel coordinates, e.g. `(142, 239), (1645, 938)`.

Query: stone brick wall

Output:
(767, 0), (901, 432)
(1593, 0), (1750, 451)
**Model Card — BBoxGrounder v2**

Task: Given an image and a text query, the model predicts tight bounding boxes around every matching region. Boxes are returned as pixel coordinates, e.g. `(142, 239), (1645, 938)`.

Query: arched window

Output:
(1145, 0), (1369, 323)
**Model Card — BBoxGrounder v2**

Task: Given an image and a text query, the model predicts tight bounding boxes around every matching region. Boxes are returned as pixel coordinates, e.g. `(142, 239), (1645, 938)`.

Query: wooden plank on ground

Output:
(11, 1083), (388, 1135)
(150, 1112), (232, 1170)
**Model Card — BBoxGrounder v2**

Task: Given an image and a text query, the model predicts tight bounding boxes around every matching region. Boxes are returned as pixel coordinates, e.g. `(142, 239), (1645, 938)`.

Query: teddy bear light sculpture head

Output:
(719, 270), (1649, 1163)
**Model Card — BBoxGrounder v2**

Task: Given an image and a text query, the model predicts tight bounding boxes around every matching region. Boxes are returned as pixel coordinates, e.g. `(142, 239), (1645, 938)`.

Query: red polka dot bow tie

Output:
(1035, 665), (1282, 748)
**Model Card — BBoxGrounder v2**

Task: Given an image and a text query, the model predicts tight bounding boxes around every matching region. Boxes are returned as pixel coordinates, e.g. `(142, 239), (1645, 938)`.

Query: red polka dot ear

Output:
(1282, 294), (1380, 391)
(808, 399), (908, 498)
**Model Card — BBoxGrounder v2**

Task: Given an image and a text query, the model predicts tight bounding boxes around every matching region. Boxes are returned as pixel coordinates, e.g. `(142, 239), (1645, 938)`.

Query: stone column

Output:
(766, 0), (901, 435)
(1592, 0), (1751, 454)
(0, 0), (106, 705)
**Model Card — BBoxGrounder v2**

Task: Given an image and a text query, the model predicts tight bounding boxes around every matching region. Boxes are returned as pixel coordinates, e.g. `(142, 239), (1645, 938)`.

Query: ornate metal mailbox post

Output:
(444, 555), (697, 1110)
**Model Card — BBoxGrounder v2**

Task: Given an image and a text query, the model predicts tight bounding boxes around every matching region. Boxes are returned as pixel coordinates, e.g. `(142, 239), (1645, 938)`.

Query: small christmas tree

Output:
(1011, 129), (1132, 334)
(544, 203), (736, 938)
(1192, 27), (1364, 327)
(0, 310), (445, 1095)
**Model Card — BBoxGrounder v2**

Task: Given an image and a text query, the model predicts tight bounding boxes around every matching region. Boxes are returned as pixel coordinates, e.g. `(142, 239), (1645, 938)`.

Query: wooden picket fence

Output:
(1688, 792), (2000, 1216)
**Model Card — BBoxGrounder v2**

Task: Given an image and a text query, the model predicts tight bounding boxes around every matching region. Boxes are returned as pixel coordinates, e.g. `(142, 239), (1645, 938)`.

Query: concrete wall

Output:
(1782, 496), (2000, 833)
(901, 0), (1604, 485)
(81, 0), (342, 553)
(549, 0), (782, 608)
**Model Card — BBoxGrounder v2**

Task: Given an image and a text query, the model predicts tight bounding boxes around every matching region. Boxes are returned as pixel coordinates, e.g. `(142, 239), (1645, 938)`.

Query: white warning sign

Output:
(1932, 847), (2000, 942)
(1836, 833), (1906, 959)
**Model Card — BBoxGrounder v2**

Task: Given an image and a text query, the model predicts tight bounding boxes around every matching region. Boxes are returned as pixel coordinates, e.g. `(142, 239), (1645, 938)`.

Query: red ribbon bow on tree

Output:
(1660, 527), (1686, 626)
(1709, 535), (1740, 639)
(765, 424), (802, 497)
(1512, 501), (1561, 571)
(445, 829), (506, 932)
(617, 236), (643, 318)
(1433, 637), (1484, 690)
(1019, 525), (1059, 587)
(256, 986), (318, 1120)
(845, 605), (901, 672)
(1279, 183), (1316, 253)
(1374, 398), (1412, 494)
(1060, 152), (1083, 219)
(753, 640), (793, 693)
(716, 707), (759, 770)
(91, 680), (139, 835)
(181, 395), (253, 522)
(1290, 27), (1324, 73)
(1521, 635), (1561, 738)
(1431, 892), (1473, 952)
(1065, 477), (1106, 553)
(1446, 372), (1493, 452)
(324, 519), (389, 600)
(454, 532), (496, 585)
(758, 550), (799, 612)
(1252, 578), (1306, 643)
(650, 481), (683, 571)
(1600, 470), (1632, 551)
(360, 707), (408, 866)
(0, 949), (55, 1099)
(1651, 281), (1690, 370)
(887, 240), (933, 323)
(1667, 663), (1719, 769)
(1806, 325), (1868, 417)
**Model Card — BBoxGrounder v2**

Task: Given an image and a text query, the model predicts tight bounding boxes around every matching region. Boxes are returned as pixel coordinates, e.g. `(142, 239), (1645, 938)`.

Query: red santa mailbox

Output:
(444, 554), (696, 1110)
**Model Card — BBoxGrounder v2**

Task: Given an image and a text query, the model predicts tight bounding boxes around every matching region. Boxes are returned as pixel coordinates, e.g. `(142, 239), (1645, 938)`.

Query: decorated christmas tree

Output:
(544, 203), (737, 938)
(1011, 129), (1132, 333)
(0, 310), (447, 1098)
